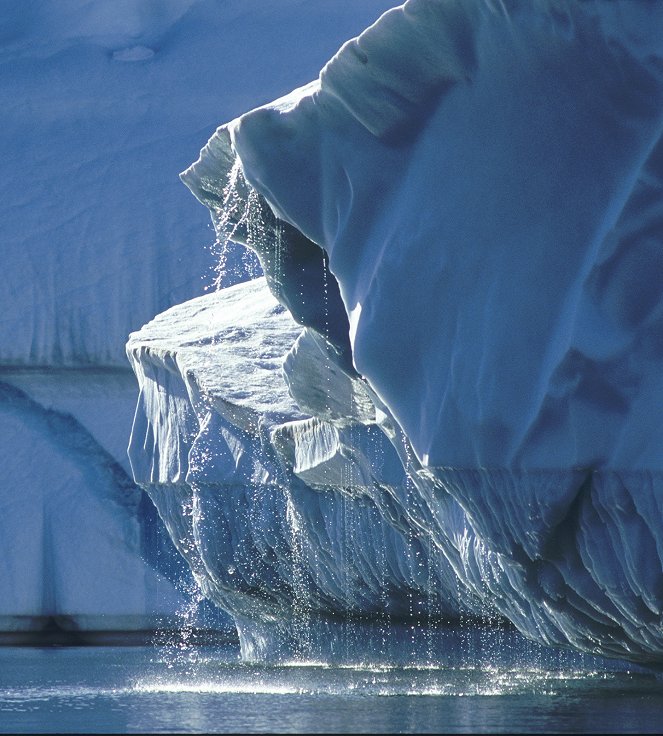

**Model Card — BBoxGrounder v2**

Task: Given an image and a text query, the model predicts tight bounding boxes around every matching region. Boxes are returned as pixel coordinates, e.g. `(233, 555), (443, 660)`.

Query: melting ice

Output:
(128, 0), (663, 667)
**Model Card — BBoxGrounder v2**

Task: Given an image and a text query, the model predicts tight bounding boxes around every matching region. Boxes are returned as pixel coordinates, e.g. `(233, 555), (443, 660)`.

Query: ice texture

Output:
(1, 0), (396, 632)
(136, 0), (663, 665)
(127, 278), (477, 660)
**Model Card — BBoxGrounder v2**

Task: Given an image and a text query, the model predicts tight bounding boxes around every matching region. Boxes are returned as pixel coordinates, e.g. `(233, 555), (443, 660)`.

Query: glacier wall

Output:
(2, 0), (399, 638)
(124, 0), (663, 666)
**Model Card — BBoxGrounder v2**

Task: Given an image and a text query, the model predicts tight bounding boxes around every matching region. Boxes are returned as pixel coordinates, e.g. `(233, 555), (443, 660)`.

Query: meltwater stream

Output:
(2, 631), (663, 734)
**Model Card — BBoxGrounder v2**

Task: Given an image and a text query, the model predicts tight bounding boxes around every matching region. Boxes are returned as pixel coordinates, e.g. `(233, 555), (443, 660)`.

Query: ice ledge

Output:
(128, 279), (663, 666)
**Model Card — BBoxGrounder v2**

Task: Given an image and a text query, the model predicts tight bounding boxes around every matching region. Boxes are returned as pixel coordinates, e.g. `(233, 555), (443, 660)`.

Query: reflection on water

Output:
(1, 641), (663, 734)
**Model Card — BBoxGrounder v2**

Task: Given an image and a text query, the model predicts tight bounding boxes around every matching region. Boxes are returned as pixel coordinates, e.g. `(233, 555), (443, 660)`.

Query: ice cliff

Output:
(2, 0), (395, 639)
(128, 0), (663, 666)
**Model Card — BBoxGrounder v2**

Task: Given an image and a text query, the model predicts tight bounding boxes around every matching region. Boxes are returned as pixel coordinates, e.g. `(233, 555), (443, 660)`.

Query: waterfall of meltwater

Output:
(182, 150), (531, 670)
(208, 158), (262, 290)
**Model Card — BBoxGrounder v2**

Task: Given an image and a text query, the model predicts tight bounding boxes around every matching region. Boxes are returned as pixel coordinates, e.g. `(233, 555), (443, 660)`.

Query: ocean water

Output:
(2, 634), (663, 734)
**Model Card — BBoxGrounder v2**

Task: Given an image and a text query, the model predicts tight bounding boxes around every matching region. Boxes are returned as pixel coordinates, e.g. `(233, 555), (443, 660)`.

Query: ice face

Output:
(127, 279), (474, 660)
(126, 280), (663, 665)
(0, 381), (188, 630)
(228, 0), (663, 471)
(129, 0), (663, 665)
(1, 0), (398, 633)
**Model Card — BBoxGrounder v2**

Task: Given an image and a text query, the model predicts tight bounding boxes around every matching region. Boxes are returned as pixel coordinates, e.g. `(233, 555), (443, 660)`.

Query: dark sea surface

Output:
(1, 638), (663, 734)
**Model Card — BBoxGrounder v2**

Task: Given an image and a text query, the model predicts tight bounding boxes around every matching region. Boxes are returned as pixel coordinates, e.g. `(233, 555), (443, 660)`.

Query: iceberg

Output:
(0, 377), (192, 640)
(129, 0), (663, 666)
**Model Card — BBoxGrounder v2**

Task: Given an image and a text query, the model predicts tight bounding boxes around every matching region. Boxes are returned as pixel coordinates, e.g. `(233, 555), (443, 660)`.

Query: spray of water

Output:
(153, 578), (208, 675)
(208, 159), (263, 291)
(286, 491), (313, 660)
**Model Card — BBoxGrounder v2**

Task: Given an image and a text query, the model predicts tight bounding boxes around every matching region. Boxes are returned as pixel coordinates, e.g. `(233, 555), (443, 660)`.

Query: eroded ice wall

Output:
(161, 0), (663, 665)
(2, 0), (397, 635)
(127, 278), (479, 660)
